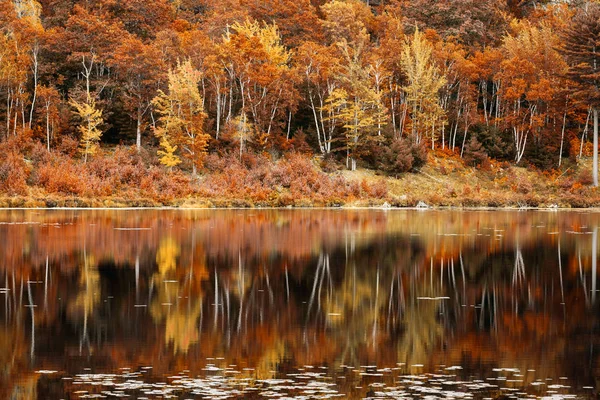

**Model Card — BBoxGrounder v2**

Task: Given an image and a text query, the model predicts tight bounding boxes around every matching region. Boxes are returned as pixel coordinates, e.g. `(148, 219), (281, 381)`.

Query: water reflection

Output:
(1, 209), (599, 398)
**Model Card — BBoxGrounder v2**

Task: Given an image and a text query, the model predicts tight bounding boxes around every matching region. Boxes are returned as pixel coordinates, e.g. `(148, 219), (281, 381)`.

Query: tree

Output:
(322, 42), (387, 170)
(561, 3), (600, 186)
(400, 28), (446, 147)
(152, 60), (210, 175)
(98, 0), (174, 39)
(69, 96), (103, 162)
(295, 41), (340, 154)
(222, 19), (297, 143)
(245, 0), (324, 48)
(401, 0), (506, 47)
(37, 85), (60, 151)
(318, 3), (389, 170)
(110, 37), (165, 151)
(0, 0), (43, 138)
(157, 135), (181, 169)
(499, 21), (567, 164)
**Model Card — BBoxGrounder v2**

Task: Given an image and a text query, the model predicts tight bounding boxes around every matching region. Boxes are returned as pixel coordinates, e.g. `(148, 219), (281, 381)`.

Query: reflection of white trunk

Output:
(135, 255), (140, 298)
(479, 285), (487, 330)
(27, 280), (35, 359)
(512, 246), (525, 288)
(80, 247), (90, 355)
(264, 265), (274, 306)
(44, 256), (48, 312)
(285, 266), (290, 302)
(214, 273), (219, 330)
(578, 248), (590, 306)
(372, 266), (379, 348)
(307, 254), (325, 318)
(593, 108), (599, 186)
(593, 227), (597, 304)
(460, 251), (466, 302)
(558, 239), (564, 304)
(237, 251), (244, 333)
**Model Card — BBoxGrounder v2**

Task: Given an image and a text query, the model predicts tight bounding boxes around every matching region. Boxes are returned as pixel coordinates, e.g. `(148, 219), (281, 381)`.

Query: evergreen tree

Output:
(561, 3), (600, 186)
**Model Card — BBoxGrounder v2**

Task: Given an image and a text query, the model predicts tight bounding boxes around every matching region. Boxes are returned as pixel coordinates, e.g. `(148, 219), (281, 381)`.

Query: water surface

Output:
(1, 209), (599, 399)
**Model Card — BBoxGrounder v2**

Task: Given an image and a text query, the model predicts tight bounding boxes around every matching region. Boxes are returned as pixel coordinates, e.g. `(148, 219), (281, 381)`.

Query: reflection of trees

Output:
(396, 271), (445, 366)
(2, 210), (600, 395)
(150, 236), (208, 354)
(0, 324), (34, 399)
(68, 251), (100, 354)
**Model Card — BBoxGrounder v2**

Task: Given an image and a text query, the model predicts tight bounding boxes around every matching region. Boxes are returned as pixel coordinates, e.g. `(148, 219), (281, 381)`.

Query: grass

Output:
(1, 141), (600, 209)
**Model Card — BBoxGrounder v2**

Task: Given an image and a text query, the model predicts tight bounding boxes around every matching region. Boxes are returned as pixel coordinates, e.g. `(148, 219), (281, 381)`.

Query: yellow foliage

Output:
(164, 299), (202, 354)
(152, 59), (210, 173)
(68, 254), (100, 319)
(401, 28), (446, 144)
(69, 97), (103, 162)
(157, 135), (181, 168)
(156, 237), (180, 276)
(14, 0), (42, 24)
(226, 19), (291, 66)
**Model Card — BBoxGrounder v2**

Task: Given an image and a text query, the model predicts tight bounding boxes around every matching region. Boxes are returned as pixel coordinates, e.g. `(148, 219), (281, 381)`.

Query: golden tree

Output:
(400, 28), (446, 146)
(222, 19), (297, 143)
(321, 32), (387, 170)
(69, 96), (103, 163)
(152, 59), (210, 175)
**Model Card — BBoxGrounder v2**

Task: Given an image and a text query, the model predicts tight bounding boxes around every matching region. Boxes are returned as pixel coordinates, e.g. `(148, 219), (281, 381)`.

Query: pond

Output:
(1, 209), (599, 399)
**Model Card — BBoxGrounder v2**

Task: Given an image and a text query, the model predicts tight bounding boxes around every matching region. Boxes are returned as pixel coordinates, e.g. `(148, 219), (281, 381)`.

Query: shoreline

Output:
(0, 202), (599, 211)
(3, 152), (600, 210)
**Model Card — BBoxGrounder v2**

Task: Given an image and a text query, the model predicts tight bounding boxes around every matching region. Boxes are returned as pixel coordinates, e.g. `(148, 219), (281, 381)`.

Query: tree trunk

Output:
(558, 109), (567, 167)
(29, 44), (39, 130)
(215, 82), (221, 140)
(46, 106), (50, 152)
(136, 112), (142, 152)
(594, 107), (598, 187)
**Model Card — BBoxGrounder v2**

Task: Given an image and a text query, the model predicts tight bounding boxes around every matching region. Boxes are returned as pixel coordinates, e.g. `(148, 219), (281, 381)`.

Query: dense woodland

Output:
(1, 0), (600, 206)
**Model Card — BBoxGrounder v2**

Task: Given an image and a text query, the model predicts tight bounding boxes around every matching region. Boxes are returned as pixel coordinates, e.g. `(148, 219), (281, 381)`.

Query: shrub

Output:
(512, 175), (533, 194)
(376, 138), (428, 174)
(320, 153), (342, 173)
(463, 136), (488, 167)
(37, 156), (88, 195)
(140, 167), (193, 203)
(578, 169), (594, 186)
(56, 136), (80, 157)
(470, 123), (512, 160)
(377, 138), (413, 173)
(0, 151), (29, 195)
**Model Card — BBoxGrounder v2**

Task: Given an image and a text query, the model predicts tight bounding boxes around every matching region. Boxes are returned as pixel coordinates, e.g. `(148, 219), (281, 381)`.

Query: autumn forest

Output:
(1, 0), (600, 207)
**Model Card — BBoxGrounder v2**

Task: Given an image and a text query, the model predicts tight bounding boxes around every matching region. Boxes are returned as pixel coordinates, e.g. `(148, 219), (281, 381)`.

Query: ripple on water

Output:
(57, 364), (594, 399)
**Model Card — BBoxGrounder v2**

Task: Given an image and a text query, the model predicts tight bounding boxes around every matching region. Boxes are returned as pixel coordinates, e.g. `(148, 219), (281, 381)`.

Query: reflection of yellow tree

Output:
(69, 255), (100, 318)
(318, 258), (389, 366)
(151, 237), (209, 354)
(7, 376), (37, 400)
(68, 253), (100, 354)
(0, 325), (35, 400)
(396, 285), (444, 366)
(255, 340), (285, 379)
(163, 300), (203, 354)
(156, 237), (180, 276)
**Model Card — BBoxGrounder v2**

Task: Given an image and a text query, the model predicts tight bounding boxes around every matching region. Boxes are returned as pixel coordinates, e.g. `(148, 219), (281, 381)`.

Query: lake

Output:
(1, 209), (599, 399)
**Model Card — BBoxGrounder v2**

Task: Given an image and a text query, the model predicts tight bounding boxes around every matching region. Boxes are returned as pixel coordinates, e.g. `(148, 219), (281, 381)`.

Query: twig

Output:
(553, 167), (571, 183)
(416, 169), (443, 183)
